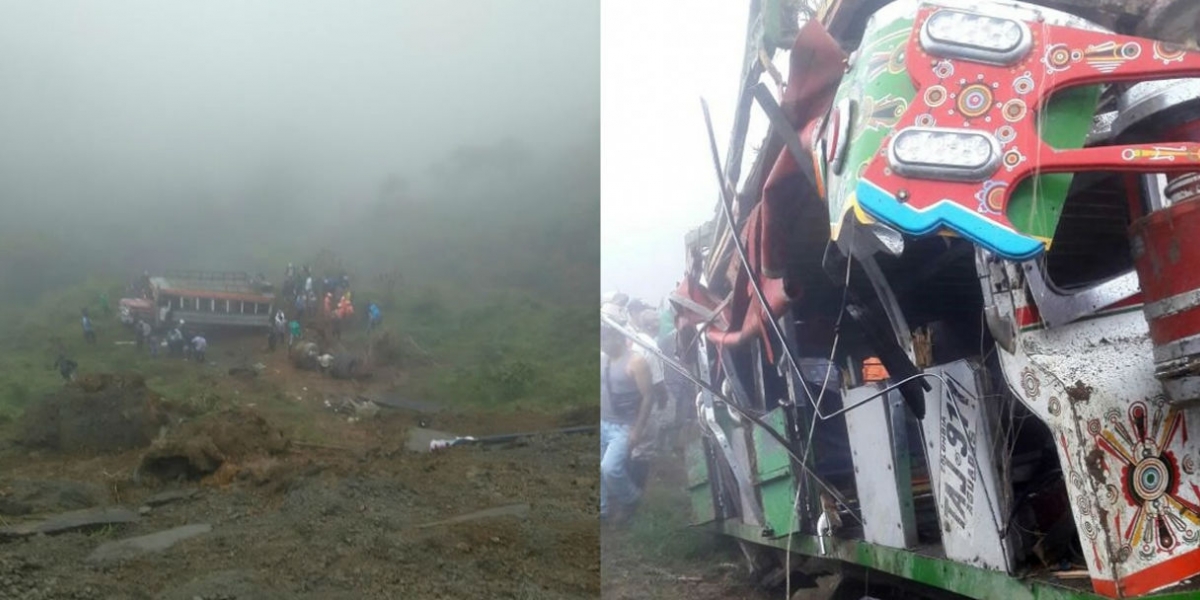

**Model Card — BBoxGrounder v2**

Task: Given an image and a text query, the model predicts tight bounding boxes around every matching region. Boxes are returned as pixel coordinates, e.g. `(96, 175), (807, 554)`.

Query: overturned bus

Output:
(651, 0), (1200, 598)
(122, 270), (275, 329)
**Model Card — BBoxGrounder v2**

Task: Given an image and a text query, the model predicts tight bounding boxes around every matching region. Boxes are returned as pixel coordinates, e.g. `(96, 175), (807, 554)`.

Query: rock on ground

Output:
(86, 524), (212, 565)
(0, 506), (138, 540)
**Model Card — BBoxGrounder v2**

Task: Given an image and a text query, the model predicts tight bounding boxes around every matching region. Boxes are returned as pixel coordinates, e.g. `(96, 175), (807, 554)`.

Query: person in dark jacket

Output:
(54, 354), (78, 381)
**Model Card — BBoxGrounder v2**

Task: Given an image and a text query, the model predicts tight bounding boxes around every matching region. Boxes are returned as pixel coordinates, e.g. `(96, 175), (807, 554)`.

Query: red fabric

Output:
(671, 20), (844, 360)
(761, 19), (848, 278)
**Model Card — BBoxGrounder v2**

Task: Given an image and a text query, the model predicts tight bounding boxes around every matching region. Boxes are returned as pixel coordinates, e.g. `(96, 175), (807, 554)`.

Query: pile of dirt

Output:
(14, 371), (170, 454)
(140, 408), (290, 481)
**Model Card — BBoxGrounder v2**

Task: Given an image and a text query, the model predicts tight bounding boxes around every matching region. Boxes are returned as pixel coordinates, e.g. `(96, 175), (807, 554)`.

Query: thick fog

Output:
(0, 0), (599, 303)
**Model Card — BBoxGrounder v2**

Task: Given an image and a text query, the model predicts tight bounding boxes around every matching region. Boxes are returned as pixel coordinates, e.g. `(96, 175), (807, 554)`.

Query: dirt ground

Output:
(599, 451), (777, 600)
(0, 332), (600, 600)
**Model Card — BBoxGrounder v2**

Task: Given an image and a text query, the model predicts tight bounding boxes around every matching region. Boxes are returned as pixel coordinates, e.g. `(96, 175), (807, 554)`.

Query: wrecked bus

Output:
(651, 0), (1200, 598)
(123, 270), (275, 329)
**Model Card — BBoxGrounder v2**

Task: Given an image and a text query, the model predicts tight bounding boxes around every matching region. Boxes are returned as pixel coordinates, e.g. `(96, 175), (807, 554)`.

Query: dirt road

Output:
(0, 334), (599, 599)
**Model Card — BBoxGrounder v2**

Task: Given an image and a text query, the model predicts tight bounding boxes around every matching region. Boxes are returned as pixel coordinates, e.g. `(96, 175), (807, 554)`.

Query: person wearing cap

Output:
(600, 323), (653, 525)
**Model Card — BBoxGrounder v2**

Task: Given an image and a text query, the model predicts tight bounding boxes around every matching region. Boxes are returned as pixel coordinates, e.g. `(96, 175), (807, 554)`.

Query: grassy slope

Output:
(0, 275), (595, 425)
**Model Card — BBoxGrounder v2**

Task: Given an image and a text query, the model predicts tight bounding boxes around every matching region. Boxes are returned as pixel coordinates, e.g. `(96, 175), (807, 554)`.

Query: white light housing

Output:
(887, 127), (1001, 181)
(919, 8), (1031, 66)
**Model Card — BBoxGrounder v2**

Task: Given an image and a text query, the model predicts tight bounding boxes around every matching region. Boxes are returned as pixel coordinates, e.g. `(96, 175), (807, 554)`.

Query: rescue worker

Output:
(81, 309), (96, 344)
(288, 319), (302, 347)
(367, 302), (382, 332)
(190, 334), (207, 363)
(600, 322), (654, 525)
(54, 354), (78, 381)
(167, 323), (185, 357)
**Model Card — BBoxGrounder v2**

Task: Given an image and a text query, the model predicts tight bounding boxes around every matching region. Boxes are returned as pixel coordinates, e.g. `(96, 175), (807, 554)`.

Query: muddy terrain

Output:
(0, 337), (599, 600)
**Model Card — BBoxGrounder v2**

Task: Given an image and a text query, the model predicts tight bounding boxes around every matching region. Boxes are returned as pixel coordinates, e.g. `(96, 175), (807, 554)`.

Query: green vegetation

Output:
(0, 133), (599, 421)
(624, 472), (733, 565)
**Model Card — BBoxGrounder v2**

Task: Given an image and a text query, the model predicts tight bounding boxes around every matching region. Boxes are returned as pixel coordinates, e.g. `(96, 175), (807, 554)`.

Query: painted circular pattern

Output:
(924, 85), (948, 108)
(1013, 73), (1035, 95)
(957, 84), (993, 118)
(996, 125), (1016, 144)
(1047, 396), (1061, 416)
(1104, 484), (1119, 506)
(1046, 44), (1072, 70)
(1078, 498), (1092, 517)
(1184, 454), (1196, 475)
(933, 60), (954, 79)
(1118, 545), (1132, 562)
(985, 184), (1006, 213)
(1021, 366), (1040, 399)
(1083, 520), (1097, 539)
(1087, 418), (1102, 437)
(1132, 457), (1170, 500)
(915, 113), (936, 127)
(1156, 41), (1186, 64)
(1121, 42), (1141, 60)
(1002, 99), (1027, 123)
(1003, 149), (1026, 171)
(1122, 148), (1138, 161)
(1070, 470), (1085, 490)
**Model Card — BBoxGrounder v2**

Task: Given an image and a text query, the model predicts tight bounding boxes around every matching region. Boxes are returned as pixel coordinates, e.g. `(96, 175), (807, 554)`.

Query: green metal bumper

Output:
(710, 520), (1199, 600)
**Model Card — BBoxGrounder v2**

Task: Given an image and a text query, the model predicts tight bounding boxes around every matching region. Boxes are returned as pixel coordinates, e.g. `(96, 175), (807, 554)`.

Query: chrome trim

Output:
(1086, 111), (1118, 146)
(865, 0), (1106, 35)
(1022, 261), (1141, 329)
(1112, 79), (1200, 140)
(919, 8), (1032, 66)
(1145, 288), (1200, 320)
(1165, 172), (1200, 204)
(830, 97), (854, 176)
(887, 127), (1001, 182)
(1153, 333), (1200, 364)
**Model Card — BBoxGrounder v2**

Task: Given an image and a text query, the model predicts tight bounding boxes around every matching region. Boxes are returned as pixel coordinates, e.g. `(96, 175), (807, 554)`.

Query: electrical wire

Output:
(700, 96), (846, 423)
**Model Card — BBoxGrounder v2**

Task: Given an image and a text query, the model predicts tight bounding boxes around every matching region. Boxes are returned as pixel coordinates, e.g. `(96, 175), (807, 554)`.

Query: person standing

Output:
(190, 334), (207, 363)
(54, 354), (78, 381)
(367, 302), (382, 332)
(81, 309), (96, 344)
(600, 324), (653, 525)
(288, 319), (302, 347)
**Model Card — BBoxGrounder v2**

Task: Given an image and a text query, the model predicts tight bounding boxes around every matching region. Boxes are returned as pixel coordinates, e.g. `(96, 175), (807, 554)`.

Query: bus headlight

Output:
(887, 127), (1001, 181)
(919, 8), (1031, 66)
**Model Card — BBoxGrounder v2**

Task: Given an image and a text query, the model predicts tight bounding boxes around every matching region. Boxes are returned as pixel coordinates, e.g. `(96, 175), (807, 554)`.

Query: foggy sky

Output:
(600, 0), (747, 303)
(0, 0), (599, 217)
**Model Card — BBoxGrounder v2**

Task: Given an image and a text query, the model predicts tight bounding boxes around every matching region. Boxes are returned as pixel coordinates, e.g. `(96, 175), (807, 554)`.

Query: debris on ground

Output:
(139, 408), (290, 481)
(14, 373), (170, 454)
(323, 396), (379, 421)
(414, 503), (530, 529)
(142, 488), (200, 507)
(0, 506), (138, 540)
(85, 523), (212, 565)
